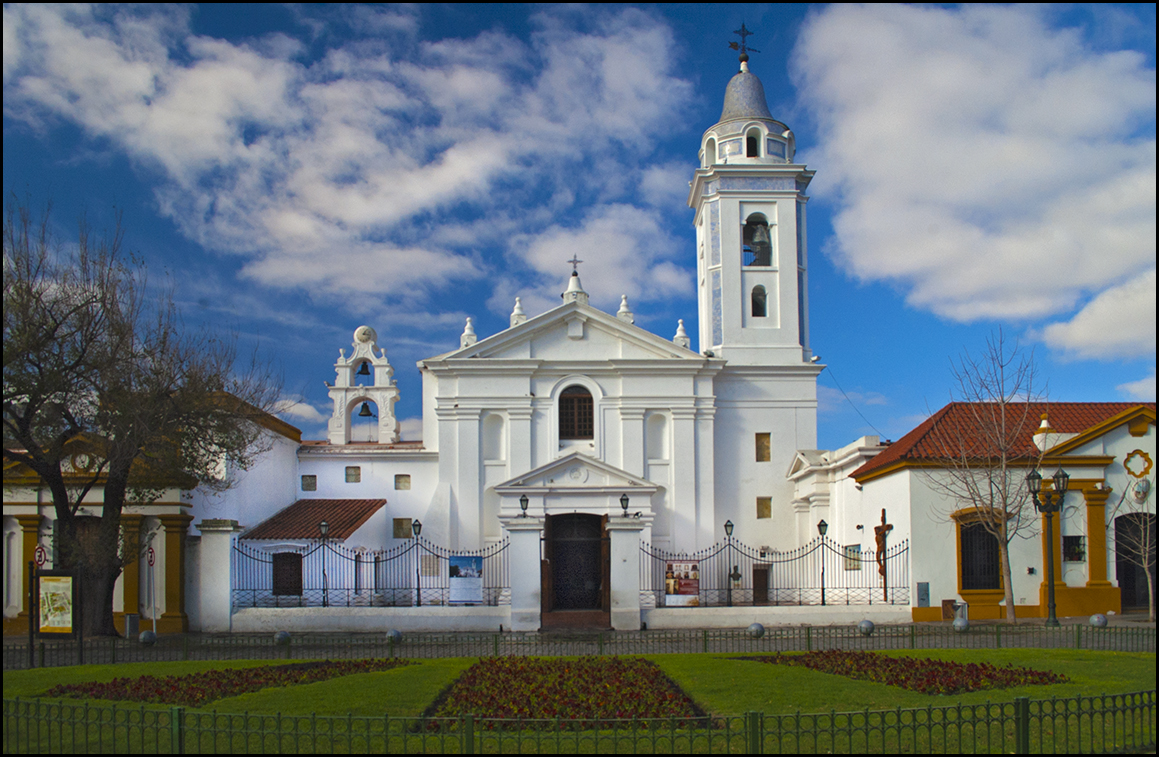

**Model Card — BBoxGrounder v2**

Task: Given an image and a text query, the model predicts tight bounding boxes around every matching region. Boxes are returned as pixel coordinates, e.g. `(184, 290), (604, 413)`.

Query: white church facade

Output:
(192, 55), (826, 633)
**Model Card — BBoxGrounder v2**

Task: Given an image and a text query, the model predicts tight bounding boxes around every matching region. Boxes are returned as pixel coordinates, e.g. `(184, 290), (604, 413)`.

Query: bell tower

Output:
(326, 325), (400, 444)
(688, 42), (814, 366)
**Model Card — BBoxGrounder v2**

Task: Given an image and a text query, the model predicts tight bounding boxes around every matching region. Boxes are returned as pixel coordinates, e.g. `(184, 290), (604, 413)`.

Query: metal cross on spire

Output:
(567, 254), (583, 272)
(728, 22), (760, 61)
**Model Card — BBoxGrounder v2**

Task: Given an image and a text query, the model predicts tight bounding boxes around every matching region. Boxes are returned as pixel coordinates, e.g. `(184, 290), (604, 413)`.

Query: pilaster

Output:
(606, 516), (652, 630)
(1082, 487), (1113, 587)
(157, 513), (192, 633)
(116, 513), (144, 634)
(16, 514), (42, 628)
(501, 516), (544, 631)
(196, 519), (241, 632)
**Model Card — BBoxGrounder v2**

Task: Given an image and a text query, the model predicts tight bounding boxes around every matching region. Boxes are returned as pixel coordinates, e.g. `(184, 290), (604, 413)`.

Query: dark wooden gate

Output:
(549, 513), (605, 610)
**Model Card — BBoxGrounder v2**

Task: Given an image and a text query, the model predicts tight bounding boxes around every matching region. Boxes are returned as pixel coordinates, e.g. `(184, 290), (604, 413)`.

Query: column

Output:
(158, 513), (192, 633)
(620, 409), (645, 478)
(508, 407), (534, 475)
(16, 514), (42, 631)
(500, 516), (544, 632)
(116, 513), (144, 635)
(456, 410), (482, 549)
(671, 408), (700, 550)
(606, 516), (652, 631)
(1084, 488), (1113, 587)
(196, 519), (241, 632)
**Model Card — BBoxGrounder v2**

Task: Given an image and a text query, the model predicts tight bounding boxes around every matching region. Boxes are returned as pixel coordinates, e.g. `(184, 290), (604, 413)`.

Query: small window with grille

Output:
(393, 518), (414, 539)
(301, 475), (317, 491)
(345, 466), (361, 483)
(756, 497), (772, 519)
(395, 474), (411, 490)
(1063, 536), (1086, 562)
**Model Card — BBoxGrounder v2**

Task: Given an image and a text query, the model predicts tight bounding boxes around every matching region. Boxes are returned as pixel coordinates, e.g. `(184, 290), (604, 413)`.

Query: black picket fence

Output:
(642, 535), (909, 607)
(231, 537), (509, 609)
(6, 623), (1153, 672)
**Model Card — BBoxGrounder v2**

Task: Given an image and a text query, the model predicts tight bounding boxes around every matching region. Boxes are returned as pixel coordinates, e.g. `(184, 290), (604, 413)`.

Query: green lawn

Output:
(3, 651), (1153, 754)
(649, 649), (1156, 715)
(4, 649), (1152, 718)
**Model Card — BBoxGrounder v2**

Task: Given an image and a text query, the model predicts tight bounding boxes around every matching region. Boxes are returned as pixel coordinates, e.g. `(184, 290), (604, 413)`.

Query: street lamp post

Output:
(817, 520), (828, 606)
(412, 519), (423, 607)
(1027, 467), (1068, 627)
(724, 520), (735, 607)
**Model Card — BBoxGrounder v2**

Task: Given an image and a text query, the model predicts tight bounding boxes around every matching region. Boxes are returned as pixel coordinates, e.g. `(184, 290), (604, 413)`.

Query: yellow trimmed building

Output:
(789, 403), (1155, 622)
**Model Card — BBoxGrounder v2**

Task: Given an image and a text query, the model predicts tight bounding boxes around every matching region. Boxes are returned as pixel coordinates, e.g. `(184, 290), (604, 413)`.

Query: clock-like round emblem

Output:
(354, 325), (376, 344)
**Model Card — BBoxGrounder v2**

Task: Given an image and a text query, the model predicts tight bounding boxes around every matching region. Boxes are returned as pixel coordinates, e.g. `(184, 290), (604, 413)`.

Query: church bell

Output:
(357, 402), (375, 417)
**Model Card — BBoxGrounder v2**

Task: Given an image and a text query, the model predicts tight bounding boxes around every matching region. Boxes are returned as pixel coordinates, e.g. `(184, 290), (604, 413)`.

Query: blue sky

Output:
(4, 4), (1155, 449)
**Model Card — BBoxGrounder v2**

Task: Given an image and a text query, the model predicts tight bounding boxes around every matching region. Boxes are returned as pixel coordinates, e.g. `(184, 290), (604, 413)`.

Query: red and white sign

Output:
(147, 546), (155, 567)
(34, 544), (47, 567)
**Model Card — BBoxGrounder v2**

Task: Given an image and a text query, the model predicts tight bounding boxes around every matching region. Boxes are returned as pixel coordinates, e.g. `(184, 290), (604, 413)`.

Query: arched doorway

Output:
(542, 513), (609, 627)
(1116, 512), (1156, 611)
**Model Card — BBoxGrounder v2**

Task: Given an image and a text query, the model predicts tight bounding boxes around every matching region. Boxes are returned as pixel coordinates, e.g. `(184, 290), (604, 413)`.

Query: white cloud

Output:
(397, 416), (423, 441)
(1040, 269), (1156, 360)
(506, 204), (693, 313)
(3, 5), (692, 311)
(817, 384), (888, 415)
(1117, 374), (1157, 401)
(275, 396), (326, 424)
(793, 5), (1155, 335)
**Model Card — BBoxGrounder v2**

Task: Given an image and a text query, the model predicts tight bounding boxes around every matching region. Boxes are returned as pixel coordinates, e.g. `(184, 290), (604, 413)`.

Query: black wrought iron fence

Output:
(641, 536), (909, 607)
(231, 537), (508, 609)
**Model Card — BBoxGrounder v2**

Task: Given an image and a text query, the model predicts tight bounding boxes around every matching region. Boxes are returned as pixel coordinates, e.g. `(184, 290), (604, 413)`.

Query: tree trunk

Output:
(998, 530), (1017, 624)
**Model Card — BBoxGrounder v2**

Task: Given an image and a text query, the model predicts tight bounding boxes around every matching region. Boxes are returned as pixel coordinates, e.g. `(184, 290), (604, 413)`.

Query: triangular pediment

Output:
(495, 452), (659, 494)
(1047, 405), (1155, 456)
(424, 302), (701, 364)
(787, 450), (827, 478)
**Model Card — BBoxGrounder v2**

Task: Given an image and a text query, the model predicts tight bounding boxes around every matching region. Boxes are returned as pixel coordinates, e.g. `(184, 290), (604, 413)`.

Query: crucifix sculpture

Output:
(874, 508), (893, 601)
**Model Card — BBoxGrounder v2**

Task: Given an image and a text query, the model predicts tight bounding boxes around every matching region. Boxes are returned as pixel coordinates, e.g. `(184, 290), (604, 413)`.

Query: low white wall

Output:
(643, 604), (910, 629)
(230, 606), (510, 633)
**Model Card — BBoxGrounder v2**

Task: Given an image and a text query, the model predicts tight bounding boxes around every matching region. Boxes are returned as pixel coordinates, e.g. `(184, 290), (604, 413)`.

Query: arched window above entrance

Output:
(559, 385), (594, 440)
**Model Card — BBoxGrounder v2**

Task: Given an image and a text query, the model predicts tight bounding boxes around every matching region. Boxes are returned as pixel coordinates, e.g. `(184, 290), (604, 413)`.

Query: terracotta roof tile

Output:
(852, 402), (1154, 480)
(241, 499), (386, 540)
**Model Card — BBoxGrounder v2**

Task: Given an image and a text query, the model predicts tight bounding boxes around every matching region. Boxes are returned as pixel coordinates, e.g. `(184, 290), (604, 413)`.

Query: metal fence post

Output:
(463, 713), (475, 754)
(171, 706), (185, 755)
(746, 711), (762, 753)
(1013, 697), (1029, 754)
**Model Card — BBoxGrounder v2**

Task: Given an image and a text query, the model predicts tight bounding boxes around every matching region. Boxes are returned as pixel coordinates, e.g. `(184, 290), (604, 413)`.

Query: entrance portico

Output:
(496, 453), (657, 630)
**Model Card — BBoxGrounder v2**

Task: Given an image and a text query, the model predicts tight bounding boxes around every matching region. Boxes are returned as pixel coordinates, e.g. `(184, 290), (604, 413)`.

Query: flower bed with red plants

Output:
(44, 659), (413, 708)
(738, 650), (1068, 695)
(423, 656), (706, 728)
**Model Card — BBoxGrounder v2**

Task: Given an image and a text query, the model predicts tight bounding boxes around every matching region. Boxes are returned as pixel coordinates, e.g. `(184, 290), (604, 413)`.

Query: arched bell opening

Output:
(353, 360), (373, 387)
(348, 398), (379, 443)
(743, 213), (772, 267)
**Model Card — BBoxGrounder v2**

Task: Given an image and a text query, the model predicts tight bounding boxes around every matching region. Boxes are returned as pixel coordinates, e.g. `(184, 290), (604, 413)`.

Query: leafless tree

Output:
(920, 330), (1044, 624)
(4, 197), (280, 636)
(1107, 464), (1156, 621)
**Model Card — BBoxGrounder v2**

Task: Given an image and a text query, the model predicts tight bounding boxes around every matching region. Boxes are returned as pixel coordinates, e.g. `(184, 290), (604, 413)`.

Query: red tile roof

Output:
(241, 499), (386, 540)
(851, 402), (1154, 481)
